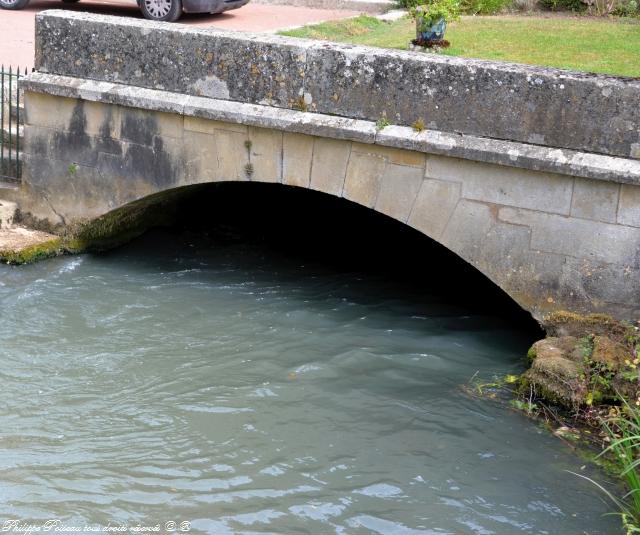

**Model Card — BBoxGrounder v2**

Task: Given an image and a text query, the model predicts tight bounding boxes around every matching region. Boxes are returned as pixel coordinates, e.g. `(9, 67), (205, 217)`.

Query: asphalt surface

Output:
(0, 0), (357, 69)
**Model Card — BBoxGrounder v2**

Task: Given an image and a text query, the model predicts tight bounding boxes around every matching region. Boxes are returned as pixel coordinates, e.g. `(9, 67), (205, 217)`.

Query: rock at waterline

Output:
(523, 314), (639, 408)
(0, 226), (61, 264)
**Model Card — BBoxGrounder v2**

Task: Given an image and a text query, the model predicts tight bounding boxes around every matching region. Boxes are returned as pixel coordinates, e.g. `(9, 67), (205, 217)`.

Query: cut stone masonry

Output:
(12, 11), (640, 322)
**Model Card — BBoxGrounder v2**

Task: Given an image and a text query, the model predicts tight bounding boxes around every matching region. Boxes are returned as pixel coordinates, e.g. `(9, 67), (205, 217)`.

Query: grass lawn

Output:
(280, 15), (640, 77)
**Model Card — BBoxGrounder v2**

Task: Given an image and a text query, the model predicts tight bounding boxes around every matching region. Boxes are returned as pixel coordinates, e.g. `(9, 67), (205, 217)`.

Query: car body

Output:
(0, 0), (250, 22)
(180, 0), (249, 13)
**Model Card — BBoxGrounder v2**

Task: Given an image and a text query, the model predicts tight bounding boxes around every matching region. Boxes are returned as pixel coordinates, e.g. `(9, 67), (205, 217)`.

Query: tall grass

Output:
(571, 397), (640, 534)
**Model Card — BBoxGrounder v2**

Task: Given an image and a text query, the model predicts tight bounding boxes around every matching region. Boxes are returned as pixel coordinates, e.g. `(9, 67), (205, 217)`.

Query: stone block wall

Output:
(21, 92), (640, 321)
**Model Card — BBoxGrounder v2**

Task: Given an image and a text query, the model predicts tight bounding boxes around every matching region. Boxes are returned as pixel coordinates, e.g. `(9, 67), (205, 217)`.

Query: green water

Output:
(0, 229), (618, 534)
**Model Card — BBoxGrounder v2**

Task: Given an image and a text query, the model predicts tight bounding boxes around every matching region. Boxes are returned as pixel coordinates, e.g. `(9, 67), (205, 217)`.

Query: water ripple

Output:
(0, 232), (619, 534)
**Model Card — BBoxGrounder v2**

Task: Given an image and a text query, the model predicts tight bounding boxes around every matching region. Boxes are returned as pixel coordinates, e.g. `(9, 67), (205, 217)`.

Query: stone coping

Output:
(22, 72), (640, 185)
(35, 10), (640, 160)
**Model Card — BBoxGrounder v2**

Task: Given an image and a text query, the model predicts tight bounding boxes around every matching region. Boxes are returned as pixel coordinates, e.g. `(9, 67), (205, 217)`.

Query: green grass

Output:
(571, 397), (640, 534)
(280, 15), (640, 77)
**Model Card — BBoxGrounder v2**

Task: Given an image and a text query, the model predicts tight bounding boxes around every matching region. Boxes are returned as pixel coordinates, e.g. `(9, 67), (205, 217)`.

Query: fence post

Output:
(8, 66), (13, 180)
(0, 65), (24, 183)
(1, 66), (5, 180)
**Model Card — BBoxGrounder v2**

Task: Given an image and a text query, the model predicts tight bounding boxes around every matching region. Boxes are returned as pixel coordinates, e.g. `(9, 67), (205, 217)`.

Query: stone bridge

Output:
(8, 10), (640, 322)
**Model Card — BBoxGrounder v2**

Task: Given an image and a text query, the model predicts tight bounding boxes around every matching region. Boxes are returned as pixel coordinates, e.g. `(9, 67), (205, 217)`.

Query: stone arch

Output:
(21, 97), (640, 323)
(71, 179), (532, 323)
(18, 100), (559, 321)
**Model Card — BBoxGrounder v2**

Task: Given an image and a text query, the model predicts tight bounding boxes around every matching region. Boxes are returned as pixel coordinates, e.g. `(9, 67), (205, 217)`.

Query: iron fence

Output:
(1, 66), (28, 183)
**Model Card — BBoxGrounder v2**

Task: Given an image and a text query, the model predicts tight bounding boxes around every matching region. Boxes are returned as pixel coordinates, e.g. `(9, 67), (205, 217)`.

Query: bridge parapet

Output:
(35, 10), (640, 160)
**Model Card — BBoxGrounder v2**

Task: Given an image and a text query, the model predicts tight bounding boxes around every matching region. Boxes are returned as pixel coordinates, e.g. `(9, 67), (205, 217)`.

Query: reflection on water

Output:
(0, 229), (616, 534)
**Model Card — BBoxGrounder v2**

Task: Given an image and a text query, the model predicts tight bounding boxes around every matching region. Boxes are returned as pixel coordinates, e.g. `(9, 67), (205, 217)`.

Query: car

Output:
(0, 0), (250, 22)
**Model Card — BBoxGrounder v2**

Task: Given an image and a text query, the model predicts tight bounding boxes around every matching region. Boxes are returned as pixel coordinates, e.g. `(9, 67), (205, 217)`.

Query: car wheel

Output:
(0, 0), (30, 10)
(140, 0), (182, 21)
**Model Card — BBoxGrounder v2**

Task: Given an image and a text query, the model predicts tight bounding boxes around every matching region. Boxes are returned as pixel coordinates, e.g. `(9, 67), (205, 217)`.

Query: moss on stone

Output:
(576, 335), (595, 360)
(62, 188), (191, 254)
(2, 188), (195, 266)
(0, 238), (63, 265)
(521, 311), (640, 410)
(523, 337), (587, 408)
(544, 311), (634, 343)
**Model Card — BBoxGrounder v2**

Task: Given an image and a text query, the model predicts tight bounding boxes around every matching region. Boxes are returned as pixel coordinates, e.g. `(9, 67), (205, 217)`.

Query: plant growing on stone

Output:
(412, 118), (426, 132)
(376, 113), (390, 131)
(293, 96), (308, 112)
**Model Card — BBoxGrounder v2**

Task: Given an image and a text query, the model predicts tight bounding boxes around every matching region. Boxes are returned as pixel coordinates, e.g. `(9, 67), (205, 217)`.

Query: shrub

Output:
(510, 0), (538, 11)
(614, 0), (639, 15)
(410, 0), (462, 20)
(460, 0), (513, 14)
(397, 0), (425, 9)
(538, 0), (586, 11)
(581, 0), (618, 14)
(404, 0), (512, 16)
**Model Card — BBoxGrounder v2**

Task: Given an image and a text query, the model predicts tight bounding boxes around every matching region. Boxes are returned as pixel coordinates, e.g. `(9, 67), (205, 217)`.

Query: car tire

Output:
(140, 0), (182, 21)
(0, 0), (30, 10)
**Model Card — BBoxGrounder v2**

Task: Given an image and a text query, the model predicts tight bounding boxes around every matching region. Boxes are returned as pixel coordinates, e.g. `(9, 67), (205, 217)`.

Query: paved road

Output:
(0, 0), (357, 69)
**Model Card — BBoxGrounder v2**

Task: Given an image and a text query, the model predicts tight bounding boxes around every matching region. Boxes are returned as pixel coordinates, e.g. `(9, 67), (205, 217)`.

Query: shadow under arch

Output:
(76, 180), (542, 333)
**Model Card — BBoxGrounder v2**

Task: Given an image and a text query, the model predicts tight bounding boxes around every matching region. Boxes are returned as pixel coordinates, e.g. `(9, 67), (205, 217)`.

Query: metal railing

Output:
(1, 66), (28, 183)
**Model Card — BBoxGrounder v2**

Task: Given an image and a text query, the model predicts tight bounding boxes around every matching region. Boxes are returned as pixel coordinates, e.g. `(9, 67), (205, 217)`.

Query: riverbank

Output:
(468, 311), (640, 532)
(0, 200), (60, 264)
(0, 226), (61, 264)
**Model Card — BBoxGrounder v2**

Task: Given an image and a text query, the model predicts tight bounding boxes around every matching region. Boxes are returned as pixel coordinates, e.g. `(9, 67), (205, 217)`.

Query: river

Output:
(0, 226), (618, 534)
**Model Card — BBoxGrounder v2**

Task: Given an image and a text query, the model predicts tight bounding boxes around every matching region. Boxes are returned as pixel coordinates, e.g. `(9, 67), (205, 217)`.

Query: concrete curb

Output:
(22, 72), (640, 186)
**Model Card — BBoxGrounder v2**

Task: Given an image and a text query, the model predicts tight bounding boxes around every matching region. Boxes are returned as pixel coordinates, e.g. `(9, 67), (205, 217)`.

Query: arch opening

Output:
(86, 181), (542, 338)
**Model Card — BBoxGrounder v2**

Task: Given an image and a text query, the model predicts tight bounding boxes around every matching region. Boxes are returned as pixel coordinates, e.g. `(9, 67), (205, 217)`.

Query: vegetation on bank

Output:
(280, 15), (640, 77)
(589, 401), (640, 533)
(398, 0), (640, 15)
(466, 312), (640, 533)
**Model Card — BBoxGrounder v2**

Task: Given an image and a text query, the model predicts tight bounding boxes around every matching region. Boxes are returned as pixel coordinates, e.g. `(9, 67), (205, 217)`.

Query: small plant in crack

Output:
(376, 113), (390, 131)
(293, 96), (308, 112)
(412, 118), (426, 133)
